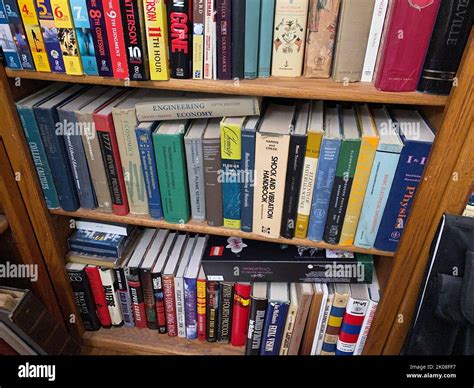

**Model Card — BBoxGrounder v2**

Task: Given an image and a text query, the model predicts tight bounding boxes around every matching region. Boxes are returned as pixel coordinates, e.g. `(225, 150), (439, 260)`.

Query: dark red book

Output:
(103, 0), (129, 79)
(85, 266), (112, 328)
(374, 0), (441, 91)
(230, 283), (251, 346)
(217, 0), (232, 80)
(162, 275), (178, 336)
(167, 0), (193, 78)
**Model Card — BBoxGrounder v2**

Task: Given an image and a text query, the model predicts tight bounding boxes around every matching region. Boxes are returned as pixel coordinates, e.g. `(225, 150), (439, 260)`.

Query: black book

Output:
(167, 0), (193, 79)
(217, 282), (234, 343)
(281, 102), (309, 238)
(206, 281), (220, 342)
(245, 282), (268, 355)
(66, 263), (101, 331)
(231, 0), (246, 79)
(417, 0), (474, 95)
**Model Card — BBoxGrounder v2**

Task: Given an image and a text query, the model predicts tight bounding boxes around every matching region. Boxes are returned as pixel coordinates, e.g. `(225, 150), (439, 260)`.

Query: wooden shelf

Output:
(6, 69), (448, 106)
(0, 215), (8, 235)
(83, 327), (244, 355)
(51, 208), (395, 257)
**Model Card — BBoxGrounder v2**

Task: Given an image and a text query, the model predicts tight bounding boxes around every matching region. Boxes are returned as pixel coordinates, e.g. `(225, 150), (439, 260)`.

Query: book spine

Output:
(184, 136), (206, 221)
(174, 276), (186, 337)
(68, 244), (117, 258)
(281, 133), (307, 238)
(67, 266), (101, 330)
(303, 0), (340, 78)
(85, 266), (112, 327)
(153, 132), (191, 224)
(197, 276), (207, 340)
(167, 0), (192, 79)
(257, 0), (275, 78)
(307, 138), (341, 241)
(114, 267), (135, 327)
(231, 0), (245, 79)
(184, 277), (198, 339)
(231, 283), (251, 346)
(69, 0), (99, 75)
(203, 0), (214, 79)
(354, 150), (400, 249)
(143, 0), (170, 80)
(279, 300), (297, 355)
(103, 0), (129, 79)
(94, 113), (130, 216)
(205, 280), (218, 342)
(120, 0), (148, 80)
(203, 137), (223, 226)
(192, 0), (204, 79)
(217, 282), (234, 343)
(34, 107), (80, 211)
(16, 105), (59, 209)
(353, 300), (378, 355)
(260, 301), (289, 355)
(360, 0), (388, 82)
(321, 293), (348, 355)
(216, 0), (231, 79)
(86, 0), (113, 76)
(75, 220), (130, 235)
(240, 128), (256, 232)
(17, 0), (50, 71)
(245, 297), (267, 355)
(243, 0), (260, 79)
(163, 274), (178, 336)
(287, 291), (312, 355)
(324, 139), (361, 244)
(140, 270), (158, 329)
(3, 0), (35, 70)
(0, 1), (21, 69)
(335, 297), (369, 355)
(99, 268), (123, 326)
(126, 267), (147, 328)
(374, 141), (432, 252)
(136, 126), (164, 219)
(152, 271), (167, 333)
(312, 293), (332, 355)
(340, 135), (378, 246)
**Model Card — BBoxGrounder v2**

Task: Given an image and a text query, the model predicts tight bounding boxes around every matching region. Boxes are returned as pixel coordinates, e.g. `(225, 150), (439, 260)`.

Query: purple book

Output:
(217, 0), (232, 80)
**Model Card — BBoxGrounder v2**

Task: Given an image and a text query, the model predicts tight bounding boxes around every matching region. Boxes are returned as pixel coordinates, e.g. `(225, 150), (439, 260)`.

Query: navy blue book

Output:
(33, 85), (87, 212)
(135, 121), (164, 219)
(374, 109), (435, 252)
(68, 229), (132, 258)
(260, 283), (289, 356)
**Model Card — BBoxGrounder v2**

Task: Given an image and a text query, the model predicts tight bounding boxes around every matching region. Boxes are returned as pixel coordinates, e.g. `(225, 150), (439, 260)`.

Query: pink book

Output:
(374, 0), (440, 92)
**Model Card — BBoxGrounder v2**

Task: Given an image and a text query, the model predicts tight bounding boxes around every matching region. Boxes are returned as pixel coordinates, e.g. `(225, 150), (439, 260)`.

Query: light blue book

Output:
(258, 0), (275, 78)
(244, 0), (261, 79)
(354, 106), (403, 249)
(307, 106), (342, 242)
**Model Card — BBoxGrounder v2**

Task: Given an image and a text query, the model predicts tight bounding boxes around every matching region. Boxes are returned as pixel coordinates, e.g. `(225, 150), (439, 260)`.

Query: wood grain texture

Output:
(50, 208), (395, 257)
(5, 69), (448, 106)
(0, 215), (8, 235)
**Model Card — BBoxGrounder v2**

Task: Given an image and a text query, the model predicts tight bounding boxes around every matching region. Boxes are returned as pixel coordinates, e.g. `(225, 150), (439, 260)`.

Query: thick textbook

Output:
(167, 0), (192, 79)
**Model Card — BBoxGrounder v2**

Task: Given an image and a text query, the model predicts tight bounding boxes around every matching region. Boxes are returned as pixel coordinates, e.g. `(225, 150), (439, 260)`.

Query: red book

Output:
(230, 283), (251, 346)
(93, 101), (129, 216)
(197, 269), (207, 340)
(103, 0), (129, 79)
(162, 275), (178, 336)
(374, 0), (441, 91)
(85, 266), (112, 327)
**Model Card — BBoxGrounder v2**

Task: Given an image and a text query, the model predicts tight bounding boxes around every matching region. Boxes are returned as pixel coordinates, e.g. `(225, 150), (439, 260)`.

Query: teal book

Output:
(258, 0), (275, 78)
(153, 120), (191, 224)
(244, 0), (261, 79)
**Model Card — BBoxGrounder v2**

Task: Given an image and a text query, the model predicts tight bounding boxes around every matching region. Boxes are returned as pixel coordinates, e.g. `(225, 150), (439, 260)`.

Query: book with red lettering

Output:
(230, 282), (251, 346)
(86, 0), (113, 76)
(167, 0), (193, 78)
(374, 0), (441, 92)
(216, 0), (232, 80)
(84, 265), (112, 328)
(103, 0), (129, 79)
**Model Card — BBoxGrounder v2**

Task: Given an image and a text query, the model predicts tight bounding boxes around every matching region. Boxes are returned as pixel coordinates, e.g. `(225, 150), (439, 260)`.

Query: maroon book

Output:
(217, 0), (232, 80)
(374, 0), (441, 92)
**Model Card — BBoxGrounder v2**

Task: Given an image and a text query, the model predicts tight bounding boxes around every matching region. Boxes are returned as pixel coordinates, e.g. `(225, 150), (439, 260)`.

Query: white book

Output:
(361, 0), (389, 82)
(279, 283), (299, 355)
(311, 283), (333, 355)
(204, 0), (214, 79)
(75, 220), (131, 236)
(99, 268), (123, 326)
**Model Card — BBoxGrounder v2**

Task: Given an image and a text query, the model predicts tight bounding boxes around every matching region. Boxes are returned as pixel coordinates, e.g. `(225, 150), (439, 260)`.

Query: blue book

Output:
(135, 122), (164, 220)
(0, 1), (21, 69)
(374, 109), (434, 252)
(33, 85), (86, 212)
(260, 282), (289, 355)
(258, 0), (275, 78)
(244, 0), (261, 79)
(16, 84), (66, 210)
(70, 0), (99, 75)
(240, 116), (260, 232)
(68, 229), (131, 257)
(354, 107), (403, 249)
(307, 106), (342, 242)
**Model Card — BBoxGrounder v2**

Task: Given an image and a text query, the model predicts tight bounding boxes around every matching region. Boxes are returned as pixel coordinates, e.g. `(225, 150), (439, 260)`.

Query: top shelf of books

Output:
(5, 70), (448, 107)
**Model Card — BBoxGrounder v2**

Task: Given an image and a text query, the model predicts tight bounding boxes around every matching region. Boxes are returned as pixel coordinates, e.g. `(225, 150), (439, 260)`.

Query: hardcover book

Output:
(68, 229), (132, 258)
(206, 280), (219, 342)
(231, 0), (245, 79)
(167, 0), (192, 79)
(85, 265), (112, 327)
(258, 0), (275, 78)
(245, 282), (267, 355)
(86, 0), (112, 76)
(192, 0), (205, 79)
(103, 0), (129, 79)
(231, 282), (251, 346)
(216, 0), (232, 79)
(244, 0), (260, 79)
(300, 283), (325, 354)
(310, 283), (332, 354)
(287, 282), (313, 355)
(279, 282), (298, 355)
(99, 268), (123, 326)
(217, 281), (234, 343)
(321, 283), (349, 355)
(75, 220), (133, 236)
(114, 252), (136, 328)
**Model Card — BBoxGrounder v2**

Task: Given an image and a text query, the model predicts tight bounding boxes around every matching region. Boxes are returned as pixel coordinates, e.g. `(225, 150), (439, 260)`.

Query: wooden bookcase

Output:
(0, 32), (471, 355)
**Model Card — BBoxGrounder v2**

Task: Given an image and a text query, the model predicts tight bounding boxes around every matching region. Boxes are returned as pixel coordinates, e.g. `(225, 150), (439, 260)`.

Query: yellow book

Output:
(143, 0), (170, 80)
(295, 101), (323, 239)
(50, 0), (83, 75)
(339, 104), (379, 246)
(18, 0), (51, 72)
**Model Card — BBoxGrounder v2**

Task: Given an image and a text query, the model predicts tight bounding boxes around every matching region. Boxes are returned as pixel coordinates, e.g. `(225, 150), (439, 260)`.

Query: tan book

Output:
(280, 283), (299, 355)
(300, 283), (324, 355)
(287, 283), (313, 355)
(271, 0), (310, 77)
(332, 0), (375, 82)
(303, 0), (341, 78)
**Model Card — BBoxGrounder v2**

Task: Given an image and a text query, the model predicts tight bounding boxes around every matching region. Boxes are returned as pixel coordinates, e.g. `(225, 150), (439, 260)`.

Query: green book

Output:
(153, 120), (191, 224)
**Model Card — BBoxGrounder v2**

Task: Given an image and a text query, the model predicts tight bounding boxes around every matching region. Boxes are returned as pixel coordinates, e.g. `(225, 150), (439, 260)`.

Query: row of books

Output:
(65, 222), (380, 355)
(1, 0), (472, 93)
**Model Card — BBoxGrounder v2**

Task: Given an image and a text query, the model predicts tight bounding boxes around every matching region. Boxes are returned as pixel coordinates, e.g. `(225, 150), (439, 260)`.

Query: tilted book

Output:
(244, 0), (261, 79)
(245, 282), (268, 355)
(167, 0), (192, 79)
(86, 0), (112, 76)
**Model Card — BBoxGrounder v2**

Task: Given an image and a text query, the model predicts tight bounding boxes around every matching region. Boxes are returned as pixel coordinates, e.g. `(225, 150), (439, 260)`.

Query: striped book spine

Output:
(321, 291), (349, 355)
(335, 297), (369, 355)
